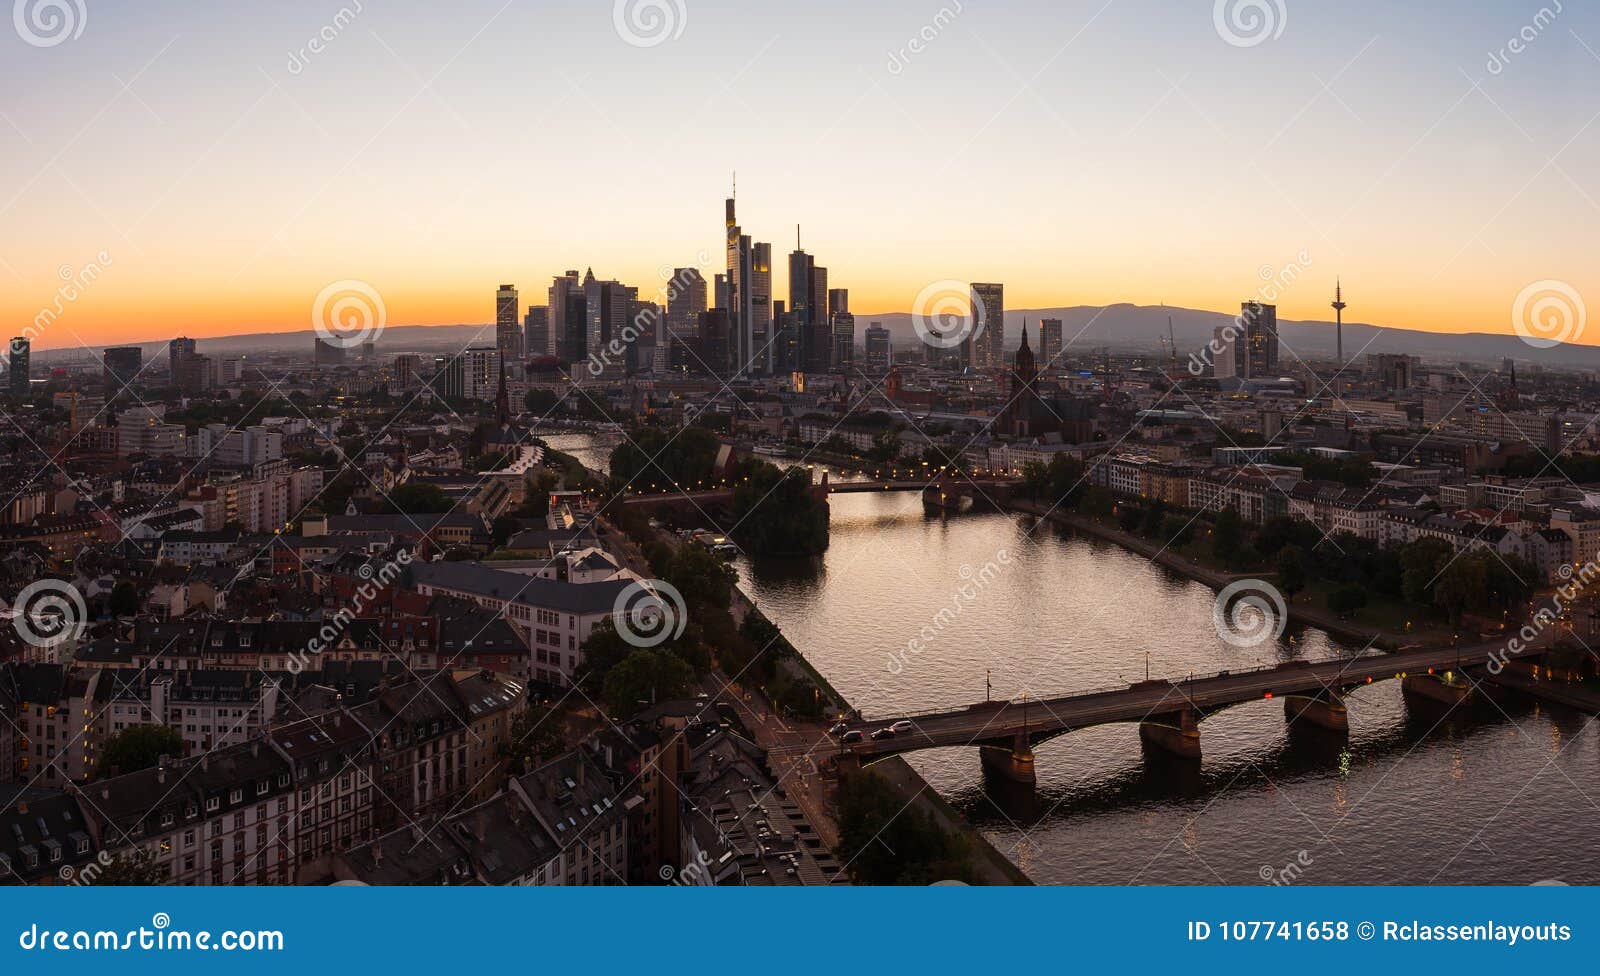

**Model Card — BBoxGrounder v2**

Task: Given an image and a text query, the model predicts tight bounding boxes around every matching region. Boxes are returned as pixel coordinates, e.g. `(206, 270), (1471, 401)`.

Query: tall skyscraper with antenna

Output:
(1331, 279), (1346, 369)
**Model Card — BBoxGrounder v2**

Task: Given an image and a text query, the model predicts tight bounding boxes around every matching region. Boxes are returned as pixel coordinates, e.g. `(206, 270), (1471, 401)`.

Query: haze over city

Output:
(4, 0), (1599, 348)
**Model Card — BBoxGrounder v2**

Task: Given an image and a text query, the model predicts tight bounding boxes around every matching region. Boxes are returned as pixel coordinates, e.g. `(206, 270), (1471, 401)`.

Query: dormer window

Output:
(228, 788), (242, 804)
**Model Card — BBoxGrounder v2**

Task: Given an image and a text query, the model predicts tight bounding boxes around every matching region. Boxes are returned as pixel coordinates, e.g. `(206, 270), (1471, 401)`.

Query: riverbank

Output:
(730, 586), (1031, 885)
(1005, 499), (1425, 650)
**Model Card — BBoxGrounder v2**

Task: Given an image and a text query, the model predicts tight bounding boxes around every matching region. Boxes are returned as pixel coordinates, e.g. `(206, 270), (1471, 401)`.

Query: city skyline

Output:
(2, 2), (1597, 349)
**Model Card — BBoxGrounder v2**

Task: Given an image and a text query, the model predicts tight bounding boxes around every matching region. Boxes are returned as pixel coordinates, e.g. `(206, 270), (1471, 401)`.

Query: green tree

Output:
(1399, 537), (1452, 605)
(490, 514), (522, 547)
(1327, 585), (1368, 618)
(602, 648), (694, 716)
(730, 465), (829, 557)
(1211, 507), (1245, 563)
(662, 544), (737, 612)
(837, 770), (977, 885)
(1079, 486), (1114, 519)
(1434, 555), (1487, 625)
(99, 724), (184, 778)
(1276, 545), (1309, 602)
(90, 850), (170, 885)
(386, 483), (450, 514)
(501, 704), (569, 775)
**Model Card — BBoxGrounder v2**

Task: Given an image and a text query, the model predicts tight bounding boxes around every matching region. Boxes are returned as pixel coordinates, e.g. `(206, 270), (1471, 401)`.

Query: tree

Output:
(89, 850), (169, 885)
(1434, 555), (1487, 625)
(1079, 486), (1114, 519)
(501, 704), (569, 775)
(490, 515), (522, 548)
(576, 619), (640, 689)
(730, 465), (829, 557)
(1276, 545), (1309, 602)
(661, 544), (737, 612)
(99, 724), (184, 778)
(1327, 585), (1368, 618)
(836, 770), (976, 885)
(602, 648), (693, 716)
(1211, 507), (1245, 562)
(386, 483), (450, 515)
(1399, 537), (1452, 606)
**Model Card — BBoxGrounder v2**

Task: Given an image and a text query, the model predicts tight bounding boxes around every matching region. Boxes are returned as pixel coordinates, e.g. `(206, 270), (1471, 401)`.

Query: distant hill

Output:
(35, 303), (1598, 370)
(860, 303), (1600, 369)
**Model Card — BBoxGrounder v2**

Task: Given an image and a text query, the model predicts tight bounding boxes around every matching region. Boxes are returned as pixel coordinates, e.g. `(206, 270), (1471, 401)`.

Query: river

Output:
(554, 434), (1600, 885)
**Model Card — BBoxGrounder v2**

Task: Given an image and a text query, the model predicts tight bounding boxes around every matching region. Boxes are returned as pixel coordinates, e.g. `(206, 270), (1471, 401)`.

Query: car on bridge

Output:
(870, 727), (897, 740)
(841, 730), (864, 744)
(889, 720), (915, 734)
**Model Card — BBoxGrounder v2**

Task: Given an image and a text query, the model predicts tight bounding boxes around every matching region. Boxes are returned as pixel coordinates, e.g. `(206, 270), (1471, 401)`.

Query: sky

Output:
(2, 0), (1598, 350)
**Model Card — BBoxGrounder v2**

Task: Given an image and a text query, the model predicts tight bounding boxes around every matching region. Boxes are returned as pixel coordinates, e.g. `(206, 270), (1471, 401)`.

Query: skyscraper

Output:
(864, 323), (891, 371)
(967, 283), (1004, 370)
(496, 285), (522, 360)
(549, 271), (584, 364)
(750, 242), (772, 373)
(666, 268), (707, 343)
(169, 336), (196, 377)
(828, 288), (849, 316)
(1038, 318), (1063, 371)
(1241, 300), (1279, 378)
(788, 243), (814, 370)
(8, 338), (30, 397)
(524, 305), (549, 358)
(103, 346), (143, 392)
(807, 265), (831, 373)
(725, 193), (755, 377)
(832, 312), (855, 369)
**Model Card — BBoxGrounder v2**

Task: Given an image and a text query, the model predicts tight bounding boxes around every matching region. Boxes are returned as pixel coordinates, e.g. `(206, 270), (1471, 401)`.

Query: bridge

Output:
(621, 471), (1023, 512)
(838, 639), (1547, 785)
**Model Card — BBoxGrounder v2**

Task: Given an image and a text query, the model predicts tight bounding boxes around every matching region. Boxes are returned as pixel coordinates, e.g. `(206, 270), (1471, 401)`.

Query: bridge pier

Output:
(1283, 689), (1348, 733)
(1139, 708), (1201, 760)
(1401, 671), (1474, 709)
(979, 733), (1036, 785)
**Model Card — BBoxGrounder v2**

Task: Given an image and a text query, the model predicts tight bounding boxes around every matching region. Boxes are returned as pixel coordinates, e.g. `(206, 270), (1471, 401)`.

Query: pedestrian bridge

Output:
(838, 639), (1544, 784)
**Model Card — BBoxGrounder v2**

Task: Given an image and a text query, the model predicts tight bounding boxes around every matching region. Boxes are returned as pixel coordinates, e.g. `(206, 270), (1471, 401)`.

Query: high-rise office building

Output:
(583, 271), (633, 361)
(1241, 300), (1279, 378)
(828, 288), (849, 316)
(698, 309), (731, 379)
(496, 285), (522, 361)
(313, 338), (345, 366)
(966, 283), (1004, 370)
(524, 306), (549, 358)
(103, 345), (143, 392)
(667, 268), (707, 343)
(832, 312), (855, 369)
(1039, 318), (1063, 371)
(725, 195), (755, 377)
(549, 271), (584, 364)
(1212, 325), (1246, 380)
(787, 245), (814, 371)
(8, 338), (30, 397)
(865, 323), (891, 371)
(751, 242), (772, 373)
(393, 354), (423, 388)
(169, 337), (196, 377)
(770, 300), (798, 375)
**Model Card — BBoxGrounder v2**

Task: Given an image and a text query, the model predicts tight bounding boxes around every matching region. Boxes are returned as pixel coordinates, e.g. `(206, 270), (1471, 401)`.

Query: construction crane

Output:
(1167, 316), (1178, 376)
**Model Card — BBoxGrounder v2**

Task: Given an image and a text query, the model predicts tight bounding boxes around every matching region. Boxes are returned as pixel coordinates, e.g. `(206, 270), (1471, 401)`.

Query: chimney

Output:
(15, 801), (27, 816)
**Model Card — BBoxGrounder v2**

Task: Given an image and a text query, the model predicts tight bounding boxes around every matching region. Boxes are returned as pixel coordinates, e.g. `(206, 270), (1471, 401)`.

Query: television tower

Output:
(1331, 279), (1346, 368)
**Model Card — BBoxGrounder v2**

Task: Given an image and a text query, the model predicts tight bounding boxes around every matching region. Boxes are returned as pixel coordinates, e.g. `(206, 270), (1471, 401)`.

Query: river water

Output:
(552, 434), (1600, 885)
